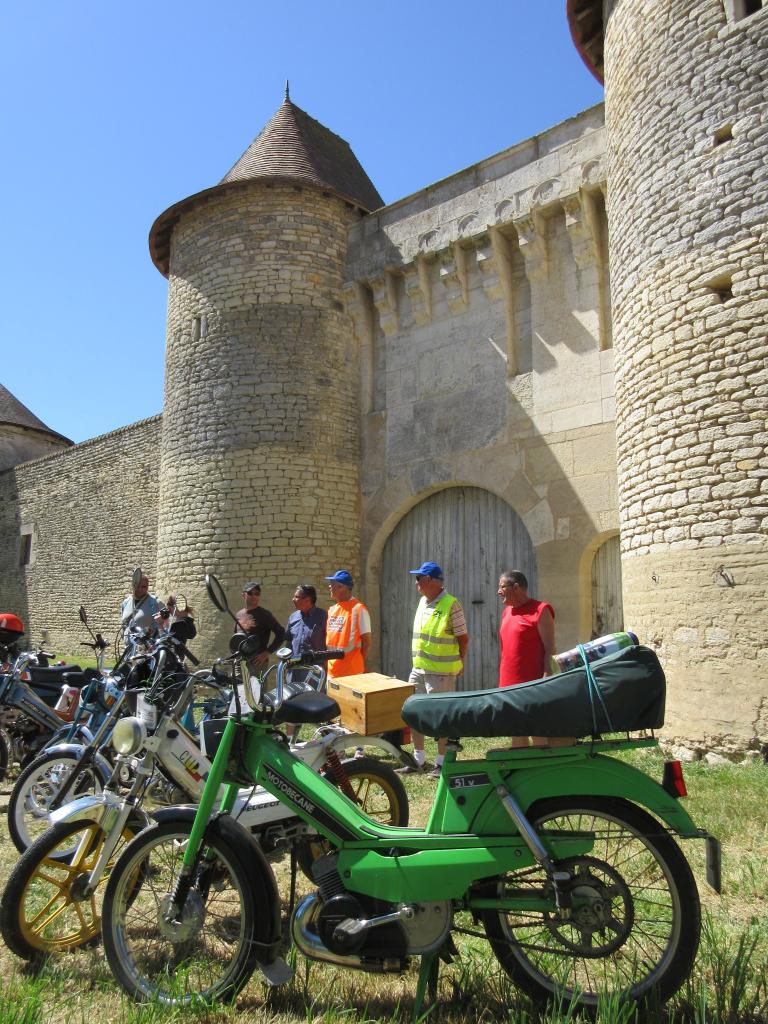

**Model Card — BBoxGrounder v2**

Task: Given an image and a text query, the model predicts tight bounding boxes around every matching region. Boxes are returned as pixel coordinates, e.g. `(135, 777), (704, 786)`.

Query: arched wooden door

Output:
(590, 534), (624, 638)
(380, 487), (537, 691)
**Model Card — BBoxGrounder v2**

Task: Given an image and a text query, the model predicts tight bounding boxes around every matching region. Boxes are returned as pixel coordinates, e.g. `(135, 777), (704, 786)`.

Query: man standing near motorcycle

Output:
(401, 561), (469, 778)
(120, 572), (165, 642)
(284, 585), (328, 677)
(234, 582), (284, 671)
(324, 570), (371, 678)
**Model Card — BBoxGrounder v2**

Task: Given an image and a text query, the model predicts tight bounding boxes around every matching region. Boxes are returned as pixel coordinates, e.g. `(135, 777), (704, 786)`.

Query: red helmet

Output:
(0, 613), (25, 640)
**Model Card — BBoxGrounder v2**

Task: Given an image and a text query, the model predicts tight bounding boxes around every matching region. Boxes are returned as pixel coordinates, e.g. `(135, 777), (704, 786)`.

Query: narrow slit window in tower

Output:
(705, 273), (734, 303)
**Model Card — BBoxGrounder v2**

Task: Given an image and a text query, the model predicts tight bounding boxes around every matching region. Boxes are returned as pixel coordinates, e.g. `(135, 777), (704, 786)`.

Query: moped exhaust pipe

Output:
(291, 894), (366, 969)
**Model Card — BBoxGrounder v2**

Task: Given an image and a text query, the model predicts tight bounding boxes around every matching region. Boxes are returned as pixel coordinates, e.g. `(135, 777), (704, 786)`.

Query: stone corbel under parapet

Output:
(475, 228), (518, 376)
(439, 242), (469, 314)
(562, 189), (601, 270)
(342, 280), (375, 344)
(561, 188), (612, 351)
(513, 211), (549, 282)
(403, 254), (434, 326)
(370, 270), (401, 336)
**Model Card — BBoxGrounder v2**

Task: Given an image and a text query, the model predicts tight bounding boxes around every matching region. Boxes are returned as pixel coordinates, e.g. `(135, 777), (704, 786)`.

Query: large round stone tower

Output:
(568, 0), (768, 752)
(150, 91), (382, 655)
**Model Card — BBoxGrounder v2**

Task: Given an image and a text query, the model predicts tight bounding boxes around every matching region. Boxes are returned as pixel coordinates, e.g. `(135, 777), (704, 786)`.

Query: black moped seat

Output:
(28, 665), (83, 683)
(401, 645), (665, 740)
(26, 665), (84, 707)
(272, 691), (341, 726)
(61, 668), (101, 687)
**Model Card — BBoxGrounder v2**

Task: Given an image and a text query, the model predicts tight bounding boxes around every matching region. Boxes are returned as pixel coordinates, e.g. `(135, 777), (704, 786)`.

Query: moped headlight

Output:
(112, 717), (147, 756)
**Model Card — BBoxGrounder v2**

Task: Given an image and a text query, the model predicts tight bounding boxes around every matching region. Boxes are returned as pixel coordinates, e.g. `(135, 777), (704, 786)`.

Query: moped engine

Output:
(292, 853), (452, 969)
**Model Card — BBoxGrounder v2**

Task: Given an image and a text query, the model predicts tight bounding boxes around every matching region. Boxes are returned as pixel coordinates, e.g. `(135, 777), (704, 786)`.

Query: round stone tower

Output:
(150, 92), (382, 656)
(568, 0), (768, 753)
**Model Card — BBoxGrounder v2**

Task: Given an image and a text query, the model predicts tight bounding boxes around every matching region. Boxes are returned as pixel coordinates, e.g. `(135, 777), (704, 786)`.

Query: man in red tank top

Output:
(498, 570), (555, 687)
(498, 569), (561, 748)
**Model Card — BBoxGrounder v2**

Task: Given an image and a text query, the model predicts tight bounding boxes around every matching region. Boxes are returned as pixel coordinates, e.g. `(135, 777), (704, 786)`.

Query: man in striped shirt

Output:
(400, 561), (469, 778)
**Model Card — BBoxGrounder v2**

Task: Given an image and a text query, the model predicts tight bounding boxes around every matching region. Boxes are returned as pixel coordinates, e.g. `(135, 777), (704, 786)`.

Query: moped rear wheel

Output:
(103, 822), (261, 1005)
(8, 749), (108, 853)
(481, 796), (701, 1010)
(296, 755), (408, 877)
(0, 815), (143, 961)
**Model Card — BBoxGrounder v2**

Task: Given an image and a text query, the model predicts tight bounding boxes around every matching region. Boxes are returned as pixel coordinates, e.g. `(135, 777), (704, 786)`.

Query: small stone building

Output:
(1, 0), (766, 755)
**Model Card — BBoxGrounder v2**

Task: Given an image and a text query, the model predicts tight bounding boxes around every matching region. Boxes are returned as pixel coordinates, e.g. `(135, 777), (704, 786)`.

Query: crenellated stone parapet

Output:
(346, 105), (605, 285)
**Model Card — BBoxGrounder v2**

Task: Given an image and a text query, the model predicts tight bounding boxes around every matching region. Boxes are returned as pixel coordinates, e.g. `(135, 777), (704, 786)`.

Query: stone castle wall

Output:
(604, 0), (768, 750)
(0, 415), (161, 656)
(345, 106), (620, 658)
(154, 183), (365, 659)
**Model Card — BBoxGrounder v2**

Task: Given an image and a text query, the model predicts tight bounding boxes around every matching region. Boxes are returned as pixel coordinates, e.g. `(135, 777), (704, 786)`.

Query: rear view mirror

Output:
(131, 567), (143, 590)
(206, 574), (231, 615)
(78, 606), (88, 625)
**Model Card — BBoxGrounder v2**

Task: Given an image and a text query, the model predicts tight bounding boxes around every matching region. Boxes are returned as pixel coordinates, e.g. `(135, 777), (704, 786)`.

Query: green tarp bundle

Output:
(401, 644), (665, 739)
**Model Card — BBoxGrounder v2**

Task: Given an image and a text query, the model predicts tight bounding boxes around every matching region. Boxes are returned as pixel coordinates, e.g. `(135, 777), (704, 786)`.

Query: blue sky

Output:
(1, 1), (602, 443)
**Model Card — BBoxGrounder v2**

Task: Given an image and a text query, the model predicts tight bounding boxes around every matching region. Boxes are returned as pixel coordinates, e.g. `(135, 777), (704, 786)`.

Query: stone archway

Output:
(380, 486), (536, 690)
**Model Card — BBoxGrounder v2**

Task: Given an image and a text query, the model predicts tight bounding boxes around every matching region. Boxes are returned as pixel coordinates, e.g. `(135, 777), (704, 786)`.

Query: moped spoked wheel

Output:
(481, 797), (701, 1010)
(103, 822), (261, 1005)
(0, 816), (143, 961)
(296, 755), (409, 878)
(8, 750), (108, 854)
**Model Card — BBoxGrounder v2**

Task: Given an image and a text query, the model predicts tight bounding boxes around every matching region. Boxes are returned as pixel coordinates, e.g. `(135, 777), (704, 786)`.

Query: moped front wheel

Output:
(481, 796), (701, 1010)
(0, 815), (144, 961)
(8, 749), (108, 853)
(103, 821), (261, 1005)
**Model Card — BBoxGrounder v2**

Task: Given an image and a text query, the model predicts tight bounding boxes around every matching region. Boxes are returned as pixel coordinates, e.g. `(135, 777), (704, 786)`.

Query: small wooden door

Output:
(590, 534), (623, 638)
(380, 487), (537, 691)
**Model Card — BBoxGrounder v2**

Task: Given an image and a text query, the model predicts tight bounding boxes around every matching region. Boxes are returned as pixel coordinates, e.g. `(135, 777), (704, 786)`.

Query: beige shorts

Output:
(409, 668), (457, 695)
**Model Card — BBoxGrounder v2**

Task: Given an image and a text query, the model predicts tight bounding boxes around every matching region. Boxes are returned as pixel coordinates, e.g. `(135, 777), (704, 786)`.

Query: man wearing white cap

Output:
(401, 561), (469, 778)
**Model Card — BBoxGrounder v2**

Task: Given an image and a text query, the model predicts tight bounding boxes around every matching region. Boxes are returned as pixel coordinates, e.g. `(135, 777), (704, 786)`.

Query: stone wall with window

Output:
(0, 415), (161, 654)
(603, 0), (768, 752)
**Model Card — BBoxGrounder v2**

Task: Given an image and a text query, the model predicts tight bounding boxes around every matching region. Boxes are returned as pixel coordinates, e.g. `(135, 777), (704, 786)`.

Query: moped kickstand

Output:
(413, 950), (439, 1021)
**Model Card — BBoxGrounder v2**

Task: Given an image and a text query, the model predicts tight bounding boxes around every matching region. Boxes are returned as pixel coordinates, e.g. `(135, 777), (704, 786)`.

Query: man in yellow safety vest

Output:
(400, 561), (469, 779)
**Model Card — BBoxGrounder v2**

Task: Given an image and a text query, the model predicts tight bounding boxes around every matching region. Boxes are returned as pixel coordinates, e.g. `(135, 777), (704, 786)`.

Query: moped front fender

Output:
(48, 790), (150, 834)
(497, 754), (702, 837)
(328, 732), (416, 768)
(35, 741), (112, 790)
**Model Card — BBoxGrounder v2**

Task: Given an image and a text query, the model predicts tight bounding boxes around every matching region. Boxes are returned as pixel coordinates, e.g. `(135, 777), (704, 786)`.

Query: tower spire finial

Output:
(284, 80), (290, 102)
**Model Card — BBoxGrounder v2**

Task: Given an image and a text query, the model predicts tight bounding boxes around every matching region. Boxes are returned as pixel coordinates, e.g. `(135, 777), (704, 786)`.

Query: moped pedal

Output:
(258, 957), (293, 986)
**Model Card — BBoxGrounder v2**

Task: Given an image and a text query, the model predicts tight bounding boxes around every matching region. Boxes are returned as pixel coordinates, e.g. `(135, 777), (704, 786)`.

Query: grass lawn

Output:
(0, 737), (765, 1024)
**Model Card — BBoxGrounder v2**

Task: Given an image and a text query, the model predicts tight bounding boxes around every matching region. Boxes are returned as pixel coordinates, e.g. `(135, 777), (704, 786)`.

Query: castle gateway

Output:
(1, 1), (766, 755)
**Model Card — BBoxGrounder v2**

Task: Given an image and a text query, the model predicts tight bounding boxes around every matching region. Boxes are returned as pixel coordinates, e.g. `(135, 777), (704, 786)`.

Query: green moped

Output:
(101, 573), (720, 1015)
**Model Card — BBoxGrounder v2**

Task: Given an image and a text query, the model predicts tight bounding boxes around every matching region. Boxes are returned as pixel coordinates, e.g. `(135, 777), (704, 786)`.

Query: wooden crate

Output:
(327, 673), (414, 735)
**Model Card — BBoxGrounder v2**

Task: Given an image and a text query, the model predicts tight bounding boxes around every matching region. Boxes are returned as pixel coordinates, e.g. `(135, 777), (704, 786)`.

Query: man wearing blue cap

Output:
(324, 570), (371, 679)
(401, 561), (469, 778)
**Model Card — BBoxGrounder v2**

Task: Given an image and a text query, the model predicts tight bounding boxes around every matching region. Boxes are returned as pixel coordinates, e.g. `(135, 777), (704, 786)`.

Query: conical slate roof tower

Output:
(150, 90), (381, 276)
(153, 93), (379, 657)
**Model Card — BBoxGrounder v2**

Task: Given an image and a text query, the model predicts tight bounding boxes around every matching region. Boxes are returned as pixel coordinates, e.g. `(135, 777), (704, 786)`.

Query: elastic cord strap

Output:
(578, 644), (615, 735)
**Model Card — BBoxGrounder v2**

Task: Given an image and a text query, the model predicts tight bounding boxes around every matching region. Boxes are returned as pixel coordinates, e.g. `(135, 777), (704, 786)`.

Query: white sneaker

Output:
(354, 747), (365, 758)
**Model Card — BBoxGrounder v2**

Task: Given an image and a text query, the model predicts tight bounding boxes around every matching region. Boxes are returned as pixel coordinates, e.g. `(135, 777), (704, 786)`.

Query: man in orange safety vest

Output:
(324, 569), (371, 678)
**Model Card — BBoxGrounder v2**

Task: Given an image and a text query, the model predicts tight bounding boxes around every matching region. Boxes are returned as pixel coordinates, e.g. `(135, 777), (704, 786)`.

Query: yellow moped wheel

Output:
(0, 816), (142, 961)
